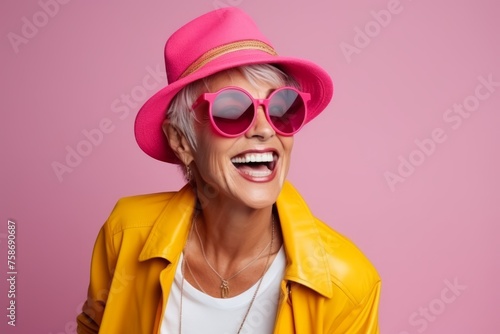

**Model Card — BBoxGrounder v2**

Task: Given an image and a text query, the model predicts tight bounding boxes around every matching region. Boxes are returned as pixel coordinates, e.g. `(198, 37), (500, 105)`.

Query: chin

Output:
(232, 180), (283, 209)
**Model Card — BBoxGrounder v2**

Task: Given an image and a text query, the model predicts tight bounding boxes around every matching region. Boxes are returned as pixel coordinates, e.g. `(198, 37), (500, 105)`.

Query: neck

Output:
(194, 201), (277, 266)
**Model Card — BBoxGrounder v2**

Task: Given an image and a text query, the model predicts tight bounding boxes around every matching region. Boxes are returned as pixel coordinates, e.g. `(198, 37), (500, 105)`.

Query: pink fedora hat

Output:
(134, 7), (334, 163)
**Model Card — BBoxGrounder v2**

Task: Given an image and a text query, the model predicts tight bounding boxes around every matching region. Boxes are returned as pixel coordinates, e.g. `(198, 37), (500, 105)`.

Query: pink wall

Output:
(1, 0), (499, 333)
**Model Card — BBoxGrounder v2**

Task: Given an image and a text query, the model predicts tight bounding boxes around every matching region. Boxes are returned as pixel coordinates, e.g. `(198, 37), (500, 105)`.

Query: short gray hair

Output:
(166, 64), (299, 179)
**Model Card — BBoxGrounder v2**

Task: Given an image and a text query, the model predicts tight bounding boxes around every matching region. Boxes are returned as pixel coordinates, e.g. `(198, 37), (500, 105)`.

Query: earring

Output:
(186, 165), (192, 182)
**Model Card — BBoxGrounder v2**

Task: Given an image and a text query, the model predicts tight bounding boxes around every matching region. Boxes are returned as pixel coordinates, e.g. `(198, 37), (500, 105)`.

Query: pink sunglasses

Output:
(192, 86), (311, 137)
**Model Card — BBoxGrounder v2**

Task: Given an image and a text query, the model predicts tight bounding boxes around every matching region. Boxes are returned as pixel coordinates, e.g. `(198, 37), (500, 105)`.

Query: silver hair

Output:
(166, 64), (300, 180)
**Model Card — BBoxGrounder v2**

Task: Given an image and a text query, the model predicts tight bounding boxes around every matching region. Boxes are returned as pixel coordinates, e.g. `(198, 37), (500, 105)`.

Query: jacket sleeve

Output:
(77, 222), (116, 334)
(334, 280), (381, 334)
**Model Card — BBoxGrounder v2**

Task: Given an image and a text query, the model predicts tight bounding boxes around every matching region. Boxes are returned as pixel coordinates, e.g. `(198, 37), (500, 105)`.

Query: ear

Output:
(162, 119), (194, 166)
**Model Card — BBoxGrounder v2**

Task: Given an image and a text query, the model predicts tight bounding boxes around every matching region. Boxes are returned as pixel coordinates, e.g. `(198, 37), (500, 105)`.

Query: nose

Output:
(245, 104), (275, 140)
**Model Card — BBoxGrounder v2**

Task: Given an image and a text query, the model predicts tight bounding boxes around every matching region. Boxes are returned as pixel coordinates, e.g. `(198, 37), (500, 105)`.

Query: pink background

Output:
(1, 0), (499, 333)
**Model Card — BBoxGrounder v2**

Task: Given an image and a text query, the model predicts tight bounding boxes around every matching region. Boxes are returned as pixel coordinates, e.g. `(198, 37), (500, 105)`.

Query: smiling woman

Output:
(77, 7), (381, 334)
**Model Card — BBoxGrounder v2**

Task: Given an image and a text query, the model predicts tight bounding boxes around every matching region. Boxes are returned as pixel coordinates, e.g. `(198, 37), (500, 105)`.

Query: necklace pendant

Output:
(221, 280), (229, 298)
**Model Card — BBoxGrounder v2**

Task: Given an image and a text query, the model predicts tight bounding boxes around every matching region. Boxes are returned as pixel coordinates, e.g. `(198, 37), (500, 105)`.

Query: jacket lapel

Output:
(276, 182), (333, 298)
(138, 184), (196, 334)
(138, 184), (196, 263)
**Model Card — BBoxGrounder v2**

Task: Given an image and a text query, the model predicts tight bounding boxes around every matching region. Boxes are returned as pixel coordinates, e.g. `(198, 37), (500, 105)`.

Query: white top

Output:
(161, 246), (286, 334)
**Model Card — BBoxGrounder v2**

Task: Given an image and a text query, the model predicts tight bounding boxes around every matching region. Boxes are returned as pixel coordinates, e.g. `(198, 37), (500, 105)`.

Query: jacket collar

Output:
(276, 182), (333, 298)
(138, 184), (196, 263)
(138, 181), (333, 298)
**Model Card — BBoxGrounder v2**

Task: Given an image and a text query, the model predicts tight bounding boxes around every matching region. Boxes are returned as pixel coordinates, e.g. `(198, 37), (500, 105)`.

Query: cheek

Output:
(280, 137), (294, 178)
(281, 136), (294, 157)
(193, 134), (232, 179)
(286, 137), (294, 151)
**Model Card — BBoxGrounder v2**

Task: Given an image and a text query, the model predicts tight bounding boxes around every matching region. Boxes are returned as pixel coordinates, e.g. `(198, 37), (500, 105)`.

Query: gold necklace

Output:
(180, 212), (275, 334)
(194, 216), (272, 298)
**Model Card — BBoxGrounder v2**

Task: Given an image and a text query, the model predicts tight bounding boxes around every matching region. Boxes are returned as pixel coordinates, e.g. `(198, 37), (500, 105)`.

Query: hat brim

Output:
(134, 50), (333, 163)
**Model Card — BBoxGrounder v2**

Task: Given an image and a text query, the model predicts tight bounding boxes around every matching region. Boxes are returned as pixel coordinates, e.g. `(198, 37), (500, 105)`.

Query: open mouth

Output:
(230, 151), (278, 178)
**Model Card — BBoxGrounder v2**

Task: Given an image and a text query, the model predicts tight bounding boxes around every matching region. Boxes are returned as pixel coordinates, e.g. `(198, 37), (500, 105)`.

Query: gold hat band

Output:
(179, 40), (278, 79)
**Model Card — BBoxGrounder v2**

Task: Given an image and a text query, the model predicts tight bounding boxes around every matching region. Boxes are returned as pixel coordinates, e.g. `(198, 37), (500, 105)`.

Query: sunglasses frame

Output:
(191, 86), (311, 137)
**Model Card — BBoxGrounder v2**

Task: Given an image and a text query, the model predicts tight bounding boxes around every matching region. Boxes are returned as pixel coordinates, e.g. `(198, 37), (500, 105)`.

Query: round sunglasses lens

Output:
(212, 90), (254, 135)
(268, 89), (306, 134)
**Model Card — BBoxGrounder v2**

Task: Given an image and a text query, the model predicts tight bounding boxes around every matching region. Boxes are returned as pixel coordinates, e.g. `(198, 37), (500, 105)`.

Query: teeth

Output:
(241, 169), (272, 177)
(231, 152), (274, 164)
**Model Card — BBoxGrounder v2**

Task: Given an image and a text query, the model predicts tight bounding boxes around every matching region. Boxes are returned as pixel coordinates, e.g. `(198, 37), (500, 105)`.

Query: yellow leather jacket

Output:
(77, 182), (381, 333)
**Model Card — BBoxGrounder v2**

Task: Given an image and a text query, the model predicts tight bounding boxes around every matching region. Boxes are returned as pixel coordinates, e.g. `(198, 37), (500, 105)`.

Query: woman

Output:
(77, 7), (381, 334)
